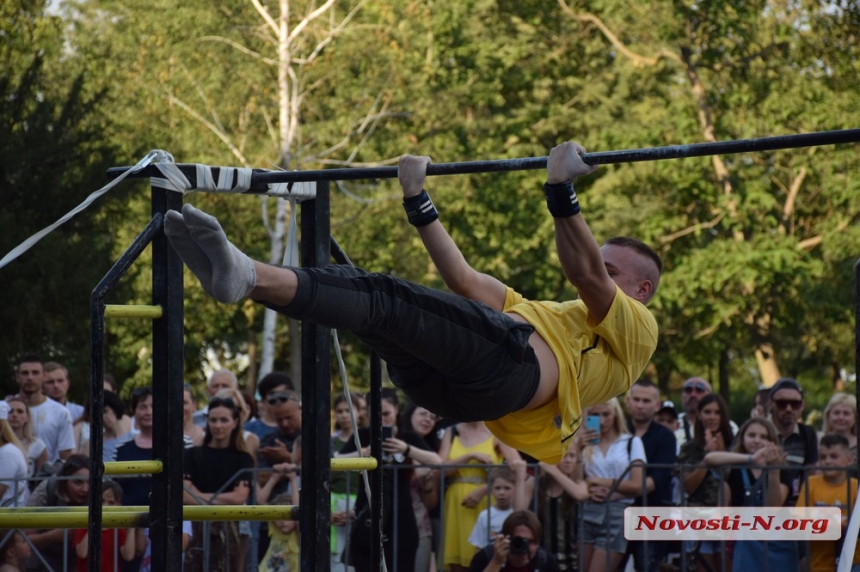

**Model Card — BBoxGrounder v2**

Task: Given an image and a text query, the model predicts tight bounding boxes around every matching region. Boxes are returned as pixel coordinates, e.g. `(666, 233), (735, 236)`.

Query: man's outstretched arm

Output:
(544, 142), (616, 323)
(398, 155), (507, 311)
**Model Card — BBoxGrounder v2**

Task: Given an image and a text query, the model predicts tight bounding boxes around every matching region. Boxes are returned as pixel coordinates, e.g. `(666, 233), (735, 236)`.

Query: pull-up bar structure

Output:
(62, 128), (858, 572)
(108, 129), (860, 189)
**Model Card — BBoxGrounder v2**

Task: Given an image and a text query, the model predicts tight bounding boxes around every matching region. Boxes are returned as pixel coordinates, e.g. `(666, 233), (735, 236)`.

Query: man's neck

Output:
(631, 417), (652, 436)
(776, 422), (796, 439)
(21, 391), (45, 407)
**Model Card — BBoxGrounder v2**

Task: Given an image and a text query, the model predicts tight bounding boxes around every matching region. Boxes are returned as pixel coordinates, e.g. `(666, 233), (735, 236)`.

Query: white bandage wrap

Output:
(152, 160), (316, 200)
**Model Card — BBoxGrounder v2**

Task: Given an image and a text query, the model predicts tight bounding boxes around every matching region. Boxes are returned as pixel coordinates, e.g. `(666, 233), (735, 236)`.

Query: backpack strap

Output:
(801, 423), (817, 464)
(627, 435), (634, 462)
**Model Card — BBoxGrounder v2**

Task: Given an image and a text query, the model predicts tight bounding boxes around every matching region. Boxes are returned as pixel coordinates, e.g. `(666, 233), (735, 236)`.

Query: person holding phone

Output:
(338, 388), (439, 572)
(576, 399), (646, 572)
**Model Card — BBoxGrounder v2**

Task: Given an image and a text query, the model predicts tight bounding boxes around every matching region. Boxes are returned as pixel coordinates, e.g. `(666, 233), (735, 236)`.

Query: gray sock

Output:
(164, 204), (256, 304)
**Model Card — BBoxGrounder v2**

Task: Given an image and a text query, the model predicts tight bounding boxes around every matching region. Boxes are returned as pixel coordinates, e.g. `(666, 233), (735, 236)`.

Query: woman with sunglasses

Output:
(182, 396), (255, 572)
(677, 393), (734, 572)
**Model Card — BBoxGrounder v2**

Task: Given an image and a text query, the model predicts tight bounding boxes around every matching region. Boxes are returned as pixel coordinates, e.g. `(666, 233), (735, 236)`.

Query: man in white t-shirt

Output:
(11, 354), (75, 464)
(43, 362), (85, 424)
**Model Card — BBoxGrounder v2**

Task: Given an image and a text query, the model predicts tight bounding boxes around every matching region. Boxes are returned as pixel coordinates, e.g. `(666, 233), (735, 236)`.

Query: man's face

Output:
(16, 361), (44, 396)
(207, 372), (235, 397)
(600, 244), (653, 303)
(44, 368), (70, 401)
(273, 399), (302, 435)
(261, 384), (290, 418)
(626, 385), (660, 423)
(771, 389), (804, 429)
(507, 524), (539, 568)
(681, 379), (711, 414)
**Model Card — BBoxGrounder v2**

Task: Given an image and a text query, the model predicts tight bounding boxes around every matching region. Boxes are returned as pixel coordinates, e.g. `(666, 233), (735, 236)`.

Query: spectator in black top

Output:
(624, 380), (677, 572)
(469, 510), (560, 572)
(769, 377), (818, 506)
(183, 396), (255, 572)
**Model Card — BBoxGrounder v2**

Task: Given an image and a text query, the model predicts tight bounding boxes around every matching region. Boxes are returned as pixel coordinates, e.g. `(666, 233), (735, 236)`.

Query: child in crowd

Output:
(0, 530), (31, 572)
(74, 480), (135, 572)
(136, 522), (193, 572)
(259, 493), (300, 572)
(797, 433), (860, 572)
(467, 465), (520, 550)
(259, 435), (301, 572)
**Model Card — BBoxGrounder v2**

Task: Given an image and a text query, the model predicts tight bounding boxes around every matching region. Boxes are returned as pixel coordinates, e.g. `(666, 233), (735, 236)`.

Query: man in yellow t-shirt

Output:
(796, 433), (860, 572)
(164, 142), (661, 463)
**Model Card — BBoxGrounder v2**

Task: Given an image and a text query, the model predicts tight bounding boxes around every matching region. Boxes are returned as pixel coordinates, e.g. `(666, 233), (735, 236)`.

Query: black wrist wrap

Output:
(543, 180), (581, 218)
(403, 189), (439, 227)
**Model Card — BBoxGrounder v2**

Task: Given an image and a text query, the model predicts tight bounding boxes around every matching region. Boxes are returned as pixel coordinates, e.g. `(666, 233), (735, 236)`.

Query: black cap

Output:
(769, 377), (803, 398)
(657, 400), (678, 419)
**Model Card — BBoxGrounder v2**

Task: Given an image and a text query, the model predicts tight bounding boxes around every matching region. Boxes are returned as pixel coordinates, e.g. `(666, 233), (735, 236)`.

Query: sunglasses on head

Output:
(267, 393), (293, 405)
(132, 386), (153, 397)
(683, 385), (707, 394)
(774, 398), (803, 410)
(209, 396), (236, 409)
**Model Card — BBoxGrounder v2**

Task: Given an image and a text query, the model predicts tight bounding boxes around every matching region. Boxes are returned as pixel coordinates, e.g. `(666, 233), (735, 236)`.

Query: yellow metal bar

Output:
(331, 457), (377, 471)
(104, 304), (163, 319)
(104, 460), (163, 475)
(0, 505), (297, 529)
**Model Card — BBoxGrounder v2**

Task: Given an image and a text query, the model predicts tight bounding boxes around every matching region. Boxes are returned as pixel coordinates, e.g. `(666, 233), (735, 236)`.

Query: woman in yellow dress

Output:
(439, 420), (520, 572)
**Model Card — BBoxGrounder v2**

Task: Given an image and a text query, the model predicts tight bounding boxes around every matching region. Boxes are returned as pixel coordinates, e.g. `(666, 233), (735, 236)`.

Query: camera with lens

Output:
(509, 535), (530, 555)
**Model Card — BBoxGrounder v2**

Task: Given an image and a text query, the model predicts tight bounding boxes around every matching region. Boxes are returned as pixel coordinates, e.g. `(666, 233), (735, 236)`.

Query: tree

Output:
(0, 1), (122, 399)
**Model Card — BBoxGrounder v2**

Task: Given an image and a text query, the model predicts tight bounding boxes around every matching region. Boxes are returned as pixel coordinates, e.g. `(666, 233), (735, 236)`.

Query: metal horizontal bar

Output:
(0, 505), (298, 529)
(106, 128), (860, 185)
(104, 460), (164, 475)
(331, 457), (377, 471)
(104, 305), (163, 319)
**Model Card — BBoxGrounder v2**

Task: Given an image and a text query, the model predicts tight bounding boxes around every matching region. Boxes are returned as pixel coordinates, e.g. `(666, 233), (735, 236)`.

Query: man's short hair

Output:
(258, 372), (295, 399)
(44, 362), (67, 375)
(15, 353), (43, 370)
(820, 433), (850, 450)
(604, 236), (663, 275)
(769, 377), (803, 399)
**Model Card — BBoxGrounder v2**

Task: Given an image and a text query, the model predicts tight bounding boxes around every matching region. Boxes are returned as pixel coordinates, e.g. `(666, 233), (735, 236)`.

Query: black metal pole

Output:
(369, 352), (383, 572)
(88, 215), (164, 572)
(149, 185), (185, 571)
(300, 182), (333, 571)
(107, 128), (860, 185)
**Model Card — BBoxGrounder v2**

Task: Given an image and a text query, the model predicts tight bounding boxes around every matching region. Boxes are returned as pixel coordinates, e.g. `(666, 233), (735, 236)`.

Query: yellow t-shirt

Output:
(796, 475), (860, 572)
(485, 284), (658, 463)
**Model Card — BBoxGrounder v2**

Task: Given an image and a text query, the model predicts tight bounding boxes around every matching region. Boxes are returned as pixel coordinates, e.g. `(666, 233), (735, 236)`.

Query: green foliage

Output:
(3, 0), (858, 407)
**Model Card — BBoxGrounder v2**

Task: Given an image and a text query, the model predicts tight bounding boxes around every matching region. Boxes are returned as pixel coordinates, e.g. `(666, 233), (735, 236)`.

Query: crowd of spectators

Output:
(2, 351), (859, 572)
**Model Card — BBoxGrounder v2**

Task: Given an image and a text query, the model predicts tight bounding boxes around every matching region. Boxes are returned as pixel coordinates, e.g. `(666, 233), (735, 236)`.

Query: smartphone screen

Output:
(586, 415), (600, 444)
(382, 426), (393, 440)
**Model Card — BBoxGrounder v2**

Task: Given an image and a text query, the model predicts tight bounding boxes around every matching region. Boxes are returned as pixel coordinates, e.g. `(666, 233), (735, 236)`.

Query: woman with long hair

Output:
(26, 454), (91, 572)
(0, 402), (28, 508)
(677, 392), (734, 572)
(528, 442), (588, 571)
(183, 384), (205, 446)
(182, 395), (255, 572)
(577, 398), (646, 572)
(704, 417), (796, 571)
(6, 397), (47, 480)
